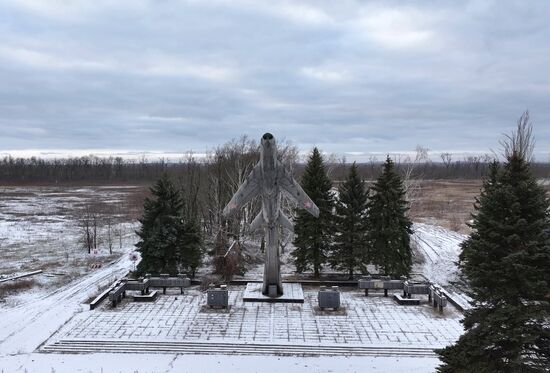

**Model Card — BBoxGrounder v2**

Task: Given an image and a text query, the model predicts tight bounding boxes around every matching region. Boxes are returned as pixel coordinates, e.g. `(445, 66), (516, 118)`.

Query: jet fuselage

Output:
(260, 133), (281, 228)
(223, 132), (319, 297)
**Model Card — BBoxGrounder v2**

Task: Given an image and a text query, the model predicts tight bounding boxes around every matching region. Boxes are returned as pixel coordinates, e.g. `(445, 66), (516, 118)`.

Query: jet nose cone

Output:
(262, 133), (274, 141)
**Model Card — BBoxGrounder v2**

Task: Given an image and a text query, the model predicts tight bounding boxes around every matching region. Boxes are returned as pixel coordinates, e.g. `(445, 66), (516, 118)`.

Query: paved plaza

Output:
(42, 285), (463, 354)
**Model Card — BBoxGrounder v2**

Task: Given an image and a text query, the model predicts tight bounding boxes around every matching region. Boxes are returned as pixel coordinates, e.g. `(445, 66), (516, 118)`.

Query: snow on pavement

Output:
(0, 352), (442, 373)
(0, 252), (133, 355)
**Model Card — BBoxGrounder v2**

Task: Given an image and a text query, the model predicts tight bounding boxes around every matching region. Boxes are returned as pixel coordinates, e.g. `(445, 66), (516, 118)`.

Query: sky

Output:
(0, 0), (549, 162)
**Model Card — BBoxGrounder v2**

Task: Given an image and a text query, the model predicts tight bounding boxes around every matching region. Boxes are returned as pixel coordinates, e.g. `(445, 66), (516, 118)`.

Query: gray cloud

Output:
(0, 0), (549, 160)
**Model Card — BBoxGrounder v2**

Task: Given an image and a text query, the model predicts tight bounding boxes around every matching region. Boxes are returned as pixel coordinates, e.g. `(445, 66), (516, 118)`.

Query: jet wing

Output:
(277, 162), (320, 218)
(222, 163), (262, 217)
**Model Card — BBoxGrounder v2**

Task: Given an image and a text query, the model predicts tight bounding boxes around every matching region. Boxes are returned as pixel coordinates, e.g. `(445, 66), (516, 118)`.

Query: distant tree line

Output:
(0, 151), (548, 185)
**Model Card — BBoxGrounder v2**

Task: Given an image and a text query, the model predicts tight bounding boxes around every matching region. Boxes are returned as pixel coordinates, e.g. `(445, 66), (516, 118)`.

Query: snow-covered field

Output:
(0, 254), (133, 355)
(0, 186), (140, 307)
(0, 186), (471, 372)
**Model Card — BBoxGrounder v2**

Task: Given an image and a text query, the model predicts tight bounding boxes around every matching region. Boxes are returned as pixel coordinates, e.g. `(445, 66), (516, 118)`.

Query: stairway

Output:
(41, 339), (437, 357)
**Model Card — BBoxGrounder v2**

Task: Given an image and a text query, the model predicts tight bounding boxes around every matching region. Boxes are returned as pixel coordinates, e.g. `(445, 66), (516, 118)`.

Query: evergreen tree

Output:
(437, 115), (550, 372)
(330, 162), (369, 278)
(365, 156), (413, 277)
(136, 174), (202, 276)
(292, 147), (334, 277)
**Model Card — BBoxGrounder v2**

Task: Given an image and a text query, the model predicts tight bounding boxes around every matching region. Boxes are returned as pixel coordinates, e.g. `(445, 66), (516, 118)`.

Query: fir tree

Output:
(292, 147), (334, 277)
(136, 174), (202, 276)
(330, 162), (369, 278)
(365, 156), (413, 277)
(437, 113), (550, 372)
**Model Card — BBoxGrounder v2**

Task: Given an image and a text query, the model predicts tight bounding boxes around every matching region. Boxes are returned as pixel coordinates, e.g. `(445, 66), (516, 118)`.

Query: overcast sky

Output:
(0, 0), (549, 161)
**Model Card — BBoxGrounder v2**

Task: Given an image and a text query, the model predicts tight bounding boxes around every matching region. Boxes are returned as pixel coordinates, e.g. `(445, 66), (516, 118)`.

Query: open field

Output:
(0, 186), (142, 306)
(409, 180), (481, 234)
(410, 179), (550, 234)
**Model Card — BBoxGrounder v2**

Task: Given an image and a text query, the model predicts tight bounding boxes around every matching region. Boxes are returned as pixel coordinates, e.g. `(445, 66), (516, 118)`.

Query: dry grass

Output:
(410, 179), (550, 233)
(409, 180), (482, 233)
(0, 279), (37, 298)
(124, 186), (150, 220)
(34, 260), (63, 272)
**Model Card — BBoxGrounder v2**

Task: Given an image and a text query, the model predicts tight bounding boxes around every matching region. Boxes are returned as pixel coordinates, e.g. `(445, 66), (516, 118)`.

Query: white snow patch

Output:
(0, 352), (441, 372)
(0, 253), (133, 354)
(412, 223), (467, 286)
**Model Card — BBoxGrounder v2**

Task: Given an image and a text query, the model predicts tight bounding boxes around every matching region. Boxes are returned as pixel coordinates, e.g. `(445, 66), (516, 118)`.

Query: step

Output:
(41, 339), (437, 357)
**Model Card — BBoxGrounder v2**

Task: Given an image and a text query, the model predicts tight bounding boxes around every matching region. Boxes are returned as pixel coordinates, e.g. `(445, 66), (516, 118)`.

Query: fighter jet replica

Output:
(223, 133), (319, 297)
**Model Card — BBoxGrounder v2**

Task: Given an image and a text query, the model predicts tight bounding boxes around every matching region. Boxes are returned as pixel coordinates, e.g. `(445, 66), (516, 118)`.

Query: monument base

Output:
(243, 282), (304, 303)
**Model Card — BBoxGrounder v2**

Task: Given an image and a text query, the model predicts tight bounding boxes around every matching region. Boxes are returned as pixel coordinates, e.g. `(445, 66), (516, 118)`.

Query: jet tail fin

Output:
(249, 212), (264, 232)
(249, 211), (294, 233)
(277, 161), (320, 218)
(277, 212), (294, 233)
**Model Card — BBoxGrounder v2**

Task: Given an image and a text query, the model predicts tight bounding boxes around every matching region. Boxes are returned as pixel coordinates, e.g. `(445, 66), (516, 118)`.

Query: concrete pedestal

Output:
(243, 282), (304, 303)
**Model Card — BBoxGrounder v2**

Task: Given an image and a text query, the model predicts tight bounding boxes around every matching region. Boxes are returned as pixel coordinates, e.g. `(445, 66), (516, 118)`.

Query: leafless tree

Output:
(204, 135), (260, 240)
(104, 208), (114, 255)
(178, 152), (203, 222)
(401, 145), (430, 211)
(367, 155), (379, 179)
(79, 206), (98, 254)
(441, 152), (453, 169)
(501, 111), (535, 161)
(213, 240), (242, 281)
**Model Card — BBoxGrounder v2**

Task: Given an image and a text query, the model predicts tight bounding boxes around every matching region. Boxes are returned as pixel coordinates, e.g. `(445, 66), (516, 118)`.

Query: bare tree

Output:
(178, 152), (203, 222)
(213, 240), (242, 281)
(104, 210), (114, 255)
(205, 135), (260, 239)
(441, 152), (453, 169)
(501, 111), (535, 161)
(401, 145), (430, 211)
(79, 206), (97, 254)
(368, 155), (379, 179)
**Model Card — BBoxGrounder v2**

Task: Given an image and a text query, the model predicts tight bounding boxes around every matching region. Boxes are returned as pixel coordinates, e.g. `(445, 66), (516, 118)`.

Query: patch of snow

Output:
(0, 252), (133, 354)
(412, 223), (467, 286)
(0, 352), (441, 373)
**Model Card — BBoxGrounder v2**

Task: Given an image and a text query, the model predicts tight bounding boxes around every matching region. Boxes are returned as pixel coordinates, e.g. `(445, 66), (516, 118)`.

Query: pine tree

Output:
(136, 174), (202, 276)
(178, 217), (202, 277)
(330, 162), (369, 278)
(292, 147), (334, 277)
(437, 114), (550, 372)
(365, 156), (413, 277)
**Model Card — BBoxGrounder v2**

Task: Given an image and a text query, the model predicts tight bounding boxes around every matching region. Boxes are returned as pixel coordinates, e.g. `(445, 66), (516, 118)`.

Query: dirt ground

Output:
(409, 179), (550, 234)
(409, 180), (482, 234)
